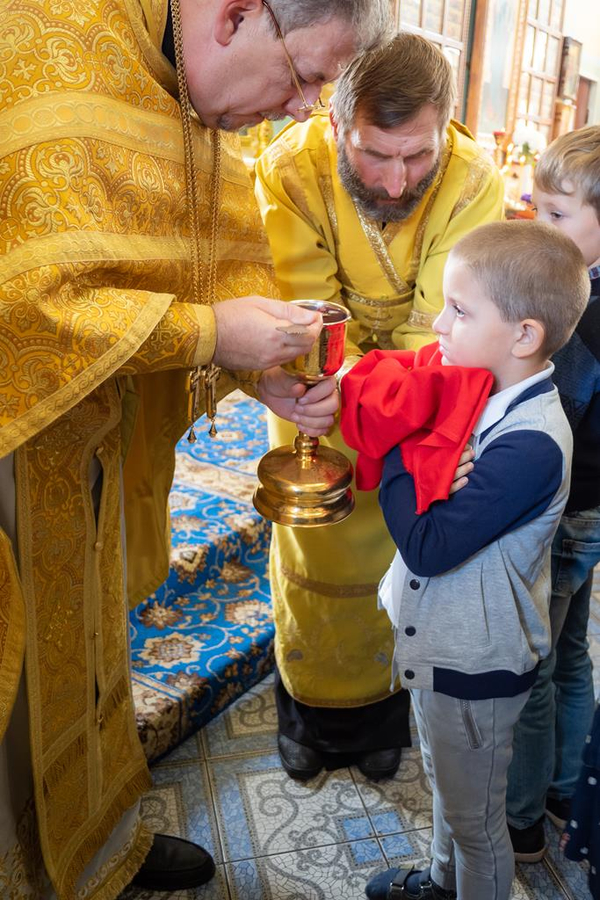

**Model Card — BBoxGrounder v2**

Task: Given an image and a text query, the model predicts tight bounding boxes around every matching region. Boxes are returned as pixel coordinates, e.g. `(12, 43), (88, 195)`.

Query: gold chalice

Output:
(253, 300), (355, 527)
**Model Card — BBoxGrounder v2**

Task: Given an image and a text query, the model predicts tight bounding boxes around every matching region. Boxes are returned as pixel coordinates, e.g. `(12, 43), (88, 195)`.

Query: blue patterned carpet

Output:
(130, 392), (273, 763)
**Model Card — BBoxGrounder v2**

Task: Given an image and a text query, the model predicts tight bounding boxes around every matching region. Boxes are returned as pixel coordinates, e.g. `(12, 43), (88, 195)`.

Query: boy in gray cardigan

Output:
(364, 221), (590, 900)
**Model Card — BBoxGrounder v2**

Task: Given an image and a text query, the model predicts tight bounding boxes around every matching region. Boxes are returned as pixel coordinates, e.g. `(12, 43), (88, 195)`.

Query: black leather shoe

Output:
(278, 734), (324, 780)
(365, 865), (456, 899)
(131, 834), (215, 891)
(357, 747), (402, 780)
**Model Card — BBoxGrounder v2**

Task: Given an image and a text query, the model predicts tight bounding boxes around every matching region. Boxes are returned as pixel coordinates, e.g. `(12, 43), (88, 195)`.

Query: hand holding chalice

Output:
(253, 300), (355, 527)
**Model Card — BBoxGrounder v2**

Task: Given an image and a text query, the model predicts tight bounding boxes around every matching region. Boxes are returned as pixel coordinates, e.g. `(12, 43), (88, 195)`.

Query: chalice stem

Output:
(295, 431), (319, 467)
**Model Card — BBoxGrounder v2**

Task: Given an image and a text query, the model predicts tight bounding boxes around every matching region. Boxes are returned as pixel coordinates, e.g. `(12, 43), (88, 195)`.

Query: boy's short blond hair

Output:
(534, 126), (600, 222)
(450, 220), (590, 358)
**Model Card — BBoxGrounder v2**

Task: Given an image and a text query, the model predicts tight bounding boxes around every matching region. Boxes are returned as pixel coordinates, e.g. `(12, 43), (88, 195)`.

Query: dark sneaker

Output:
(365, 865), (456, 899)
(545, 796), (571, 830)
(508, 815), (547, 863)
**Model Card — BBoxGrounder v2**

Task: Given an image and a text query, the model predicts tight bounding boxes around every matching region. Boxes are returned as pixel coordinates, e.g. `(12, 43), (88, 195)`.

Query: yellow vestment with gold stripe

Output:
(254, 111), (504, 708)
(0, 0), (275, 896)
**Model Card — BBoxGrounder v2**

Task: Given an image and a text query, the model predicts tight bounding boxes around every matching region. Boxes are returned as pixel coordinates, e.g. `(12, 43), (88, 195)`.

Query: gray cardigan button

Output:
(409, 579), (420, 590)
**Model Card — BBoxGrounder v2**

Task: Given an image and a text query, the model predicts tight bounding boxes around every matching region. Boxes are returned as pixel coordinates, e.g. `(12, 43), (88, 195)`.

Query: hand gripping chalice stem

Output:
(253, 300), (355, 527)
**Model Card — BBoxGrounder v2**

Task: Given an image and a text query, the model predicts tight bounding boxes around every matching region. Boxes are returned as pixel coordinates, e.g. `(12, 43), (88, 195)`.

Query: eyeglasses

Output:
(262, 0), (325, 113)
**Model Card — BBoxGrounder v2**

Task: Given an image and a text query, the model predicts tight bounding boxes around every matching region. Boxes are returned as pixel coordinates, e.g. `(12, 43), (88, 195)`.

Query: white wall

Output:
(562, 0), (600, 123)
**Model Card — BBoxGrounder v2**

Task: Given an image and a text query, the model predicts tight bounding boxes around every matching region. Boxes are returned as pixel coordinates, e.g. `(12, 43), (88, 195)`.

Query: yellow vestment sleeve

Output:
(119, 302), (217, 374)
(254, 146), (364, 359)
(253, 159), (340, 300)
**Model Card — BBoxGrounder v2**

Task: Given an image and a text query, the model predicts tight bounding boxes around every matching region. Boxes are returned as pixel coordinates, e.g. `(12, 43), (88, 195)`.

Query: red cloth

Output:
(340, 342), (494, 513)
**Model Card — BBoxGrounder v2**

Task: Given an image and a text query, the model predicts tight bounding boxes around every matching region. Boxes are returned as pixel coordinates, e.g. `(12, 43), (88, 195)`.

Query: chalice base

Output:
(253, 439), (355, 528)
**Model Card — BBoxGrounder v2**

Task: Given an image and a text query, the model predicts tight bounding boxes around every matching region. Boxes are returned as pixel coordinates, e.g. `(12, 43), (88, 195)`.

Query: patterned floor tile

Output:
(117, 862), (231, 899)
(226, 839), (388, 900)
(202, 674), (278, 759)
(158, 731), (205, 763)
(543, 817), (589, 899)
(372, 825), (571, 899)
(134, 604), (600, 900)
(352, 747), (433, 833)
(143, 758), (224, 865)
(209, 753), (368, 862)
(377, 825), (432, 866)
(514, 861), (572, 900)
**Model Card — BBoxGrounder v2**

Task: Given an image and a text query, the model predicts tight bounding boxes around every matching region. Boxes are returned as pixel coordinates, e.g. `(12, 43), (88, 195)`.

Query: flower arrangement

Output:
(509, 124), (547, 165)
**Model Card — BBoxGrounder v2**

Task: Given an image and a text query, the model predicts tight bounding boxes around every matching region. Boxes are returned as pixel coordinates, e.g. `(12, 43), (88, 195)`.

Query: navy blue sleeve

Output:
(379, 430), (564, 577)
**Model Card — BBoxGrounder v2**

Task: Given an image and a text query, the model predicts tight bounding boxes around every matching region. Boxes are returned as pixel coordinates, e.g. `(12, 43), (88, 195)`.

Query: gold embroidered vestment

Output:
(0, 0), (274, 895)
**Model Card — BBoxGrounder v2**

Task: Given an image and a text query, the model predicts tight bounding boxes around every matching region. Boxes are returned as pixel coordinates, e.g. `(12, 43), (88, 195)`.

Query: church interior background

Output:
(124, 1), (600, 897)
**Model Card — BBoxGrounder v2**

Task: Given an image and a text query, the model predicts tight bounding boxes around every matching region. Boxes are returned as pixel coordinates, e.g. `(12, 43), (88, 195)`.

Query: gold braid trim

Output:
(86, 822), (153, 900)
(407, 309), (437, 329)
(268, 141), (315, 224)
(0, 531), (25, 744)
(449, 153), (495, 220)
(317, 141), (355, 289)
(0, 93), (183, 166)
(53, 764), (152, 898)
(42, 736), (88, 797)
(353, 206), (412, 295)
(317, 141), (340, 244)
(344, 288), (412, 308)
(280, 564), (380, 599)
(62, 791), (153, 900)
(136, 0), (170, 51)
(83, 821), (152, 900)
(407, 139), (453, 276)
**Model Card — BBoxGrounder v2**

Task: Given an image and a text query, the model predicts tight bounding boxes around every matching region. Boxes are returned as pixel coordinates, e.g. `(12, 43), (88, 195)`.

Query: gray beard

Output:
(337, 143), (440, 223)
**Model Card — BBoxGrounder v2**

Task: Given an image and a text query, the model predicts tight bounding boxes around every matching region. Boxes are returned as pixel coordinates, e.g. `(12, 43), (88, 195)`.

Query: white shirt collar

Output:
(473, 362), (554, 437)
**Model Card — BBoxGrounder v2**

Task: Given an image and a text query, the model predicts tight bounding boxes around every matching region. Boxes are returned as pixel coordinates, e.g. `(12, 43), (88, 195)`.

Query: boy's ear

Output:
(512, 319), (545, 359)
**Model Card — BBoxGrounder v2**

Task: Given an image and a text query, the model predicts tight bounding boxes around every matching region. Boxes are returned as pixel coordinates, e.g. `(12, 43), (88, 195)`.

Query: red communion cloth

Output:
(340, 343), (494, 513)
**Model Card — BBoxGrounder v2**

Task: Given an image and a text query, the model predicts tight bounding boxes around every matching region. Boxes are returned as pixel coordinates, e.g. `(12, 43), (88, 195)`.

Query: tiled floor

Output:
(119, 573), (600, 900)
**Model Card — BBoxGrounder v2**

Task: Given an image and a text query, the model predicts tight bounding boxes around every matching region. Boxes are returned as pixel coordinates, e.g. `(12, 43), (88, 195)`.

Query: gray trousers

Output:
(411, 688), (531, 900)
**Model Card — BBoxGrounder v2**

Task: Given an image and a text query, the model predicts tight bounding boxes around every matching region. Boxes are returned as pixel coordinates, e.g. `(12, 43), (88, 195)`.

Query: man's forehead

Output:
(349, 113), (442, 155)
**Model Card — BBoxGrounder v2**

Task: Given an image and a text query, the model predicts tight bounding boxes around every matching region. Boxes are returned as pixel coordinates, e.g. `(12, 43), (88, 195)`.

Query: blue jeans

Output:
(506, 507), (600, 829)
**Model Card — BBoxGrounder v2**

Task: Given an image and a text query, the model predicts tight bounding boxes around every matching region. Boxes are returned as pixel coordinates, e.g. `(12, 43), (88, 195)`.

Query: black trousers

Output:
(275, 667), (411, 755)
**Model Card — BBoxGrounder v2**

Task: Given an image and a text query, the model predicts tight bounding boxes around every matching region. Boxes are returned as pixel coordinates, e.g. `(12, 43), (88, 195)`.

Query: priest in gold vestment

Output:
(0, 0), (392, 896)
(254, 33), (505, 781)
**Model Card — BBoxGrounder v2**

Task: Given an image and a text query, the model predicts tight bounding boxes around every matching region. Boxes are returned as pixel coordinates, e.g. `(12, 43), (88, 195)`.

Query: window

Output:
(395, 0), (473, 115)
(511, 0), (565, 145)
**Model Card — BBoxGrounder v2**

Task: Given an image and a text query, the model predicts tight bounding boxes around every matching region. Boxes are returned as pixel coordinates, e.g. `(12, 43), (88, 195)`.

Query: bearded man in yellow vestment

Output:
(254, 33), (505, 782)
(0, 0), (392, 896)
